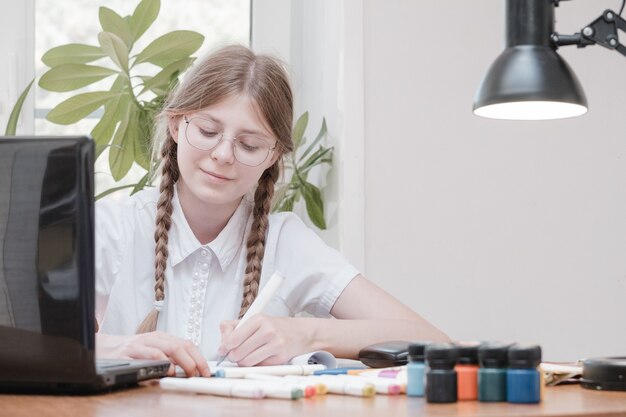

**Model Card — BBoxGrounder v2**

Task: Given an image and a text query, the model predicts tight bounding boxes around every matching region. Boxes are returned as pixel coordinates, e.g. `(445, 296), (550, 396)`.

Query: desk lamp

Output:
(473, 0), (626, 120)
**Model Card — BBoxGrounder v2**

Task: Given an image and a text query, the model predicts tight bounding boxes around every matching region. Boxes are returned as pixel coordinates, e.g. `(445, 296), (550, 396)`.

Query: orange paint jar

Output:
(454, 342), (480, 401)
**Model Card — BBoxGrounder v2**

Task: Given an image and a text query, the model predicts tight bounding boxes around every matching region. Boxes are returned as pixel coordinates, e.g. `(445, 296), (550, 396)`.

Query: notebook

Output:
(0, 136), (170, 393)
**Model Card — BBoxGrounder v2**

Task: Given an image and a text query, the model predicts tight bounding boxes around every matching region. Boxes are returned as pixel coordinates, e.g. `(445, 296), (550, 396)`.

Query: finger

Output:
(219, 320), (238, 335)
(221, 315), (265, 352)
(183, 342), (211, 377)
(170, 341), (210, 377)
(125, 345), (170, 362)
(217, 320), (239, 355)
(227, 323), (275, 364)
(237, 342), (282, 367)
(141, 334), (201, 377)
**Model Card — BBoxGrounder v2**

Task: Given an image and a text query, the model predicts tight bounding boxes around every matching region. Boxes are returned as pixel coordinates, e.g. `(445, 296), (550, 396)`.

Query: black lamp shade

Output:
(473, 45), (588, 120)
(473, 0), (588, 120)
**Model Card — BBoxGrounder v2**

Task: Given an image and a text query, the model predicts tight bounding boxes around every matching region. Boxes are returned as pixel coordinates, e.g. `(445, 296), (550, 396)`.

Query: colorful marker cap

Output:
(508, 344), (542, 369)
(425, 343), (457, 369)
(478, 343), (510, 368)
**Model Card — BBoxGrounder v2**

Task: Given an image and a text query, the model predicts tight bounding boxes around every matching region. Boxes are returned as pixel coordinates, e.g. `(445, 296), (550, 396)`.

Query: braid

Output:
(136, 138), (179, 333)
(238, 164), (280, 318)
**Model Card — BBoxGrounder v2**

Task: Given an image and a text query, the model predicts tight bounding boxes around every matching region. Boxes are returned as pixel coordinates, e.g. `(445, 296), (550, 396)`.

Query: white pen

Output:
(335, 374), (403, 395)
(215, 364), (326, 378)
(215, 271), (284, 366)
(160, 377), (264, 399)
(245, 373), (318, 397)
(285, 375), (376, 397)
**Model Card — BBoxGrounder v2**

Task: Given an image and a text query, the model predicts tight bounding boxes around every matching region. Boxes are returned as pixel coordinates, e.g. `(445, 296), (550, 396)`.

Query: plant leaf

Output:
(276, 191), (298, 213)
(5, 78), (34, 135)
(302, 182), (326, 229)
(39, 64), (118, 92)
(299, 117), (327, 162)
(95, 183), (137, 200)
(138, 57), (194, 96)
(134, 30), (204, 67)
(109, 106), (136, 181)
(42, 44), (105, 67)
(99, 6), (133, 49)
(128, 0), (160, 42)
(98, 32), (129, 72)
(292, 111), (308, 151)
(132, 109), (151, 170)
(46, 91), (121, 125)
(131, 172), (151, 195)
(91, 87), (128, 158)
(300, 146), (333, 174)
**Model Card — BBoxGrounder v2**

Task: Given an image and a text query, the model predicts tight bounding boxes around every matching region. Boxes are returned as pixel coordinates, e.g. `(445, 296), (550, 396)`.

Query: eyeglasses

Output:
(183, 116), (277, 167)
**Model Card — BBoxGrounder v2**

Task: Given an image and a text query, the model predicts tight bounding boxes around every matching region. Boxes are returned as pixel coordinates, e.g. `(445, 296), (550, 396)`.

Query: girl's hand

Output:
(218, 315), (311, 366)
(96, 331), (211, 377)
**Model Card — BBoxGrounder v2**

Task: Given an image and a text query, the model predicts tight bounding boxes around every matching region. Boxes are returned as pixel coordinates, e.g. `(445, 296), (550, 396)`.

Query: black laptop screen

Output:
(0, 136), (96, 383)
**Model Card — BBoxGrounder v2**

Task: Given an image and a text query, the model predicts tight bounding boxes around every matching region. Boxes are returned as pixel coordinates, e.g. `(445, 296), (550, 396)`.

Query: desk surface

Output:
(1, 382), (626, 417)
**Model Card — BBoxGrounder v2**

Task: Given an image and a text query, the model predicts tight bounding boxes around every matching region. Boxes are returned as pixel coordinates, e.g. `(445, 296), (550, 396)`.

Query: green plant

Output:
(273, 112), (333, 230)
(38, 0), (204, 194)
(34, 0), (333, 228)
(4, 80), (34, 135)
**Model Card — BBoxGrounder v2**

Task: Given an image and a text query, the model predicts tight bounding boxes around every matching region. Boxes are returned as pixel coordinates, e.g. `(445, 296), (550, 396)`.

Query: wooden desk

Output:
(1, 382), (625, 417)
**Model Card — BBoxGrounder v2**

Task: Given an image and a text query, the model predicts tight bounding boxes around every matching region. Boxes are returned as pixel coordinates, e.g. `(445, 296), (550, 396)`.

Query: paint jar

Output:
(507, 344), (542, 403)
(407, 342), (428, 397)
(477, 343), (509, 402)
(454, 341), (480, 400)
(425, 343), (458, 403)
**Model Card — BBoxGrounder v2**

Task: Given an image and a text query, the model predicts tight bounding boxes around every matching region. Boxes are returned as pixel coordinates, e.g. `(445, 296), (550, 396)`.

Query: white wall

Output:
(363, 0), (626, 361)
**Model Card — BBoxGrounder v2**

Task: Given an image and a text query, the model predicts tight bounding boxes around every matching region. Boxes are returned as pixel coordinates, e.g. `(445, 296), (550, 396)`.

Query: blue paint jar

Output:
(507, 344), (541, 403)
(407, 342), (428, 397)
(477, 343), (509, 402)
(425, 343), (458, 403)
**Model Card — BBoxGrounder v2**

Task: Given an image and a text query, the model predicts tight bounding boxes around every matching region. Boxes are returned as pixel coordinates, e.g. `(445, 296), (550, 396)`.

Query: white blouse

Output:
(95, 186), (359, 359)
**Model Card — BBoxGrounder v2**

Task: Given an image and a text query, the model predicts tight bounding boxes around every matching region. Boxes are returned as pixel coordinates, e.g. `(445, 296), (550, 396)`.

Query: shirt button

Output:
(201, 249), (209, 257)
(200, 262), (209, 272)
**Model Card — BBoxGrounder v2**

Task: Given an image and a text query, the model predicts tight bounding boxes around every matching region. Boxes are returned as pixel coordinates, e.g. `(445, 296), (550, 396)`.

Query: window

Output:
(34, 0), (250, 193)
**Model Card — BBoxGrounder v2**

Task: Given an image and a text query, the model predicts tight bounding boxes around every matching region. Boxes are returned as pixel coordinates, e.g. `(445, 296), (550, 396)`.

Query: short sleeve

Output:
(265, 213), (360, 317)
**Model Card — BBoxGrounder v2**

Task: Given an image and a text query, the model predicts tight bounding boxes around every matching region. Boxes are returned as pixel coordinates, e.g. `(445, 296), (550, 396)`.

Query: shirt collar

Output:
(168, 185), (252, 270)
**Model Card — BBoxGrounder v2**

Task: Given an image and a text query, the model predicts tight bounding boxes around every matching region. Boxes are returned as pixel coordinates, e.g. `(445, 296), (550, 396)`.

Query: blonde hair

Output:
(136, 45), (294, 333)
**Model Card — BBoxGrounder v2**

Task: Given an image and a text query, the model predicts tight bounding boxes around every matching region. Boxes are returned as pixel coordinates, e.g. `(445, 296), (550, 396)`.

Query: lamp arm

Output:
(553, 9), (626, 58)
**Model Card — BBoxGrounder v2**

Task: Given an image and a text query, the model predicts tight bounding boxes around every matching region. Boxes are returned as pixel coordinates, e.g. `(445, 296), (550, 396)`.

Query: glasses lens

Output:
(186, 118), (222, 151)
(233, 135), (271, 166)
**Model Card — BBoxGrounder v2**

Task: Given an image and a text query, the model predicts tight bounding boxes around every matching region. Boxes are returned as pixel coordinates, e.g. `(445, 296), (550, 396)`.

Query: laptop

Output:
(0, 136), (170, 393)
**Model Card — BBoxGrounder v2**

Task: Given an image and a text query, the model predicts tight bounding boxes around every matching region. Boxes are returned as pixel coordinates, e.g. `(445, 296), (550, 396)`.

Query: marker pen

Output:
(215, 364), (326, 378)
(349, 365), (406, 377)
(287, 375), (376, 397)
(279, 375), (328, 395)
(506, 344), (542, 404)
(216, 272), (284, 366)
(477, 343), (509, 402)
(425, 343), (458, 403)
(406, 342), (427, 397)
(160, 377), (264, 399)
(335, 374), (402, 395)
(455, 341), (480, 401)
(245, 374), (316, 397)
(314, 367), (365, 375)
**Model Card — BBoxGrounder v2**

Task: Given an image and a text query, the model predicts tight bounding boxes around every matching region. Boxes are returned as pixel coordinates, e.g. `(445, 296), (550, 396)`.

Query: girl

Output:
(95, 45), (448, 377)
